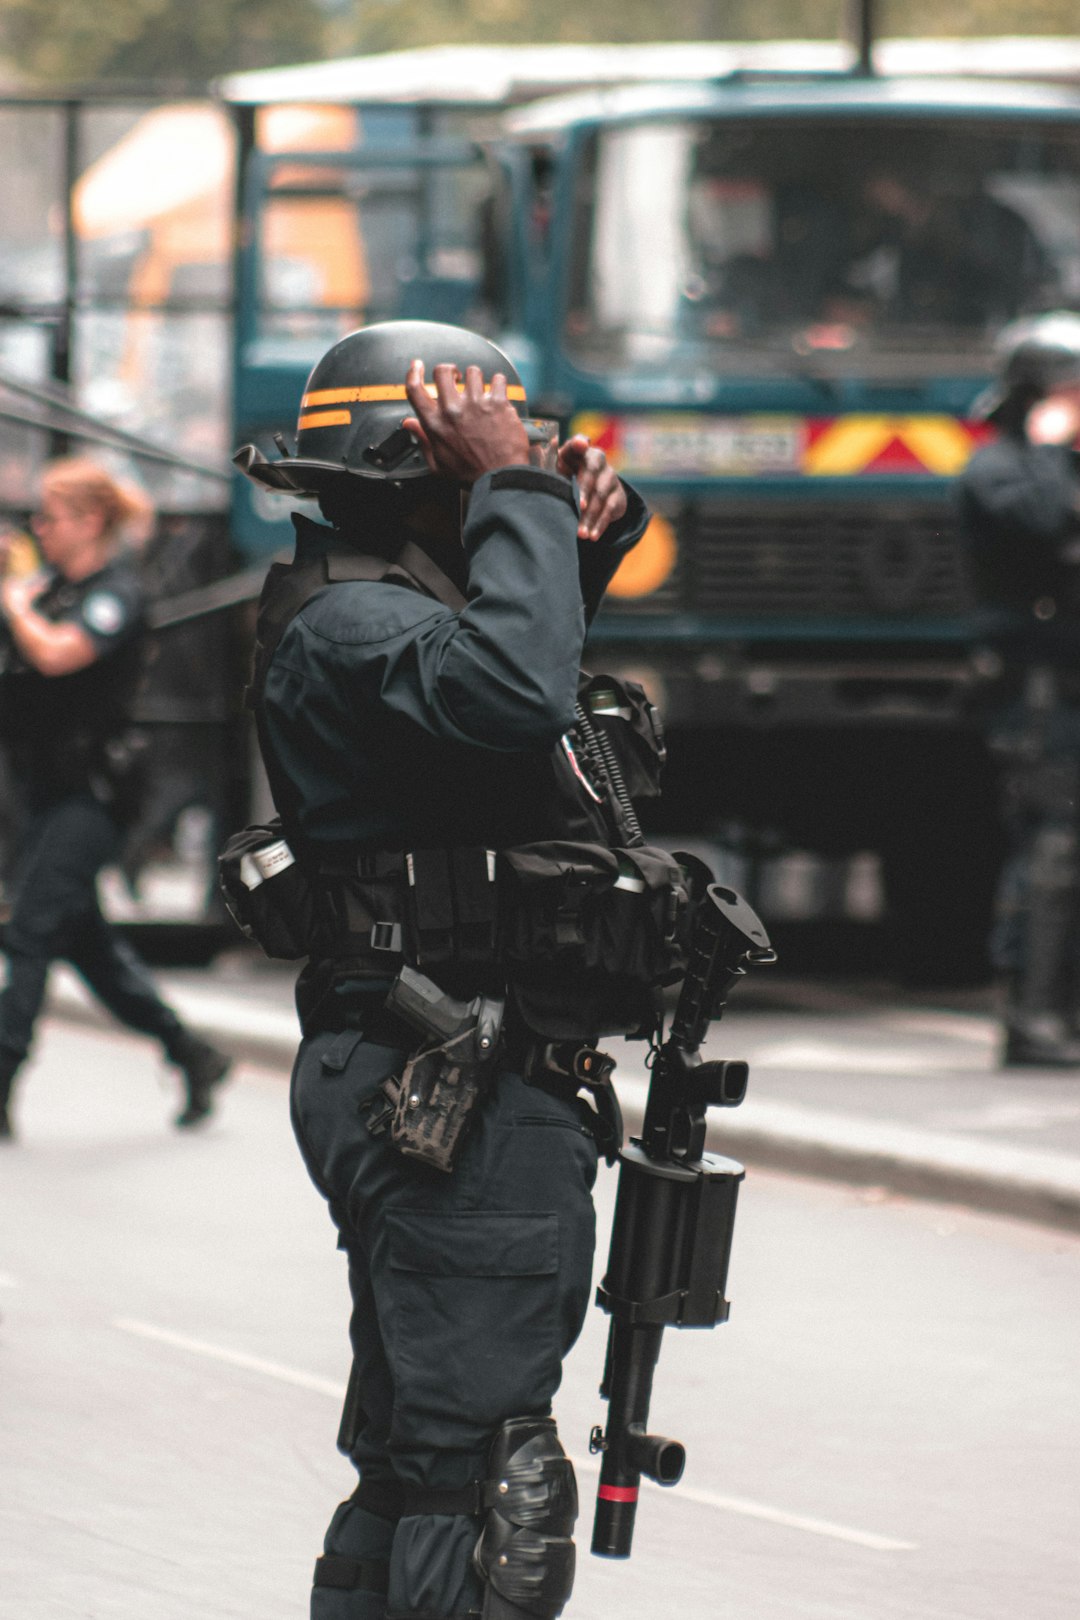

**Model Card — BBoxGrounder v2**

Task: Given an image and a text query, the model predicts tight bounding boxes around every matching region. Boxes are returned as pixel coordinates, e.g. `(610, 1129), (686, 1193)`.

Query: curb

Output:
(45, 970), (1080, 1234)
(711, 1107), (1080, 1235)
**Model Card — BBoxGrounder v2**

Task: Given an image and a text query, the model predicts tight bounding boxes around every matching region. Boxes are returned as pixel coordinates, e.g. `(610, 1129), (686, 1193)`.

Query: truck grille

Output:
(606, 502), (974, 619)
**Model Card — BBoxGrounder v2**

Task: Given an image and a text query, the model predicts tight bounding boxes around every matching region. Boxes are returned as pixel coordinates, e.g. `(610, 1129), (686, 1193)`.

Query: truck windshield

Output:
(564, 117), (1080, 375)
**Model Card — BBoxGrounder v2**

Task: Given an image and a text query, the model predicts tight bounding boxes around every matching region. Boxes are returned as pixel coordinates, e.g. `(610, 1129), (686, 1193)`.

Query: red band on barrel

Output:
(598, 1485), (639, 1503)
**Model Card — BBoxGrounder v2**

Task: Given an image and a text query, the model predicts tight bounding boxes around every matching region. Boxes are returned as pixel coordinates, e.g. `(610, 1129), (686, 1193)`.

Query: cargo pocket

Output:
(383, 1209), (560, 1452)
(320, 1028), (368, 1076)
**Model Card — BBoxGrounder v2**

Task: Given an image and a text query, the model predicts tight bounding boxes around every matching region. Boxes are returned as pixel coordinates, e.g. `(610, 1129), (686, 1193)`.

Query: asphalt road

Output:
(3, 1014), (1079, 1619)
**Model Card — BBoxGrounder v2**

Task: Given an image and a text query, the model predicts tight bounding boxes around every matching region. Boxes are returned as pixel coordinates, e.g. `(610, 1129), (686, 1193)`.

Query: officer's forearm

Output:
(2, 603), (97, 676)
(439, 469), (586, 745)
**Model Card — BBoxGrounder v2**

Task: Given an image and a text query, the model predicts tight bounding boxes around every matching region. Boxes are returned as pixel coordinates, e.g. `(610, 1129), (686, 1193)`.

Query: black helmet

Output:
(234, 320), (529, 497)
(974, 311), (1080, 424)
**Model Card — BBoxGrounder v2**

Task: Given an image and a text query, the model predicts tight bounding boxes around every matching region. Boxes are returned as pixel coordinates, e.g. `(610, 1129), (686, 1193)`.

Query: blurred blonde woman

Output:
(0, 457), (230, 1138)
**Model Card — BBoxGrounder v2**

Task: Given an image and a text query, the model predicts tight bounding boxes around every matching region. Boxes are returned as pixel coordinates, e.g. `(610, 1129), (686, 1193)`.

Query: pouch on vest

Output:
(578, 674), (667, 803)
(499, 840), (688, 985)
(499, 842), (695, 1041)
(404, 846), (499, 970)
(218, 818), (318, 961)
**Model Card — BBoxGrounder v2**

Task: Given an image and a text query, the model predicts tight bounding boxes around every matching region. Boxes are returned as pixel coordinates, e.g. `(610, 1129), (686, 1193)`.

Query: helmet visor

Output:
(524, 419), (560, 473)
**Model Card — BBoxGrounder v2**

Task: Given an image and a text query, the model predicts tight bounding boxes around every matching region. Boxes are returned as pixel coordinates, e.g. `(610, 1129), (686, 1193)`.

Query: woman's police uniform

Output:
(0, 554), (230, 1129)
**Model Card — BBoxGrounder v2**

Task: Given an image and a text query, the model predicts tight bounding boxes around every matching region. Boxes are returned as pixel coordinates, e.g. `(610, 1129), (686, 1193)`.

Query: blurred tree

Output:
(0, 0), (327, 85)
(877, 0), (1080, 33)
(349, 0), (1080, 53)
(1, 0), (1077, 86)
(351, 0), (840, 54)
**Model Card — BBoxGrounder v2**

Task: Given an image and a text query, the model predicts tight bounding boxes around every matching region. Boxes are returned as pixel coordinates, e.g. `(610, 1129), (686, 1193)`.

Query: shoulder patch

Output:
(81, 590), (128, 636)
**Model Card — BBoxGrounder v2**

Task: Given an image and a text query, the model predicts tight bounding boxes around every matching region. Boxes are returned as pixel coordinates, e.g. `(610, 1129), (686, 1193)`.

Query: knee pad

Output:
(472, 1417), (577, 1620)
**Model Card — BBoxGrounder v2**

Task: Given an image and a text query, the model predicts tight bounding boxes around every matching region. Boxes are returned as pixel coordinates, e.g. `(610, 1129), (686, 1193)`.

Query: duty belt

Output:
(312, 844), (500, 971)
(516, 1036), (624, 1165)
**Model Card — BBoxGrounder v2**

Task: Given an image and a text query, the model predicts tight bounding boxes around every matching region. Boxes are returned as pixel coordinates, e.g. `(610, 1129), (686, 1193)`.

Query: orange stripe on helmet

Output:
(298, 409), (352, 430)
(301, 383), (527, 407)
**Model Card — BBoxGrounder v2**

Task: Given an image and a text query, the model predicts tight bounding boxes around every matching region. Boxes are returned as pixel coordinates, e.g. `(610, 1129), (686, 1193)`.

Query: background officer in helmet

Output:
(957, 311), (1080, 1066)
(234, 319), (652, 1620)
(0, 457), (232, 1136)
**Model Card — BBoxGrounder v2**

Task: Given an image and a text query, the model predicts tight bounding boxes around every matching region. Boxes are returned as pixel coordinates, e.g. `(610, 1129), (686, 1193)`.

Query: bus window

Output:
(253, 146), (494, 342)
(75, 103), (234, 309)
(0, 105), (66, 309)
(69, 104), (235, 509)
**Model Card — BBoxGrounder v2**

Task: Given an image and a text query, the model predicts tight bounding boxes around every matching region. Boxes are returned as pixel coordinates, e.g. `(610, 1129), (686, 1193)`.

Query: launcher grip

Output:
(670, 884), (774, 1053)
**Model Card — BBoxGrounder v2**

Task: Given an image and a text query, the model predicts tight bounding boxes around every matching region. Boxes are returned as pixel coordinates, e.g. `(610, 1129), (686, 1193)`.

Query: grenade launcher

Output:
(590, 880), (775, 1559)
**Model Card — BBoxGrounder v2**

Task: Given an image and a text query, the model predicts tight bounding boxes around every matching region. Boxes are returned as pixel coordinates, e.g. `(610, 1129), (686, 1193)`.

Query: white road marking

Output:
(750, 1040), (987, 1075)
(113, 1318), (347, 1400)
(115, 1317), (915, 1553)
(0, 1272), (19, 1288)
(680, 1489), (918, 1551)
(576, 1458), (918, 1553)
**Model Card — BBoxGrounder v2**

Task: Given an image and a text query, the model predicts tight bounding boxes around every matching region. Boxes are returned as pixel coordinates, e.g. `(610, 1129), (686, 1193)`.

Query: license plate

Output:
(617, 414), (804, 477)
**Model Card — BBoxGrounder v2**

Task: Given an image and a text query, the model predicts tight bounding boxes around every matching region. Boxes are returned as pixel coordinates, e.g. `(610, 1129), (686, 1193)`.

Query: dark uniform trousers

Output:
(956, 433), (1080, 1034)
(0, 792), (189, 1071)
(989, 678), (1080, 1026)
(290, 1027), (599, 1620)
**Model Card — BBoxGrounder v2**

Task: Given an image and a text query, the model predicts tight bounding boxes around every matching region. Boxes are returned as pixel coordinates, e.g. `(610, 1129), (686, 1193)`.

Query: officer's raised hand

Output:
(403, 361), (529, 484)
(1, 573), (43, 621)
(557, 433), (627, 542)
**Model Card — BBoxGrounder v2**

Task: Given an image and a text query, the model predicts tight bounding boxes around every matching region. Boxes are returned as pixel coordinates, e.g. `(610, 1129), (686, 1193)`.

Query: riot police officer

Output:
(0, 457), (232, 1137)
(231, 320), (670, 1620)
(957, 312), (1080, 1065)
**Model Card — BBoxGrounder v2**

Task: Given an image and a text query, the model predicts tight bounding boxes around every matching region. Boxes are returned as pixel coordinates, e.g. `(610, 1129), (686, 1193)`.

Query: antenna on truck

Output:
(850, 0), (878, 77)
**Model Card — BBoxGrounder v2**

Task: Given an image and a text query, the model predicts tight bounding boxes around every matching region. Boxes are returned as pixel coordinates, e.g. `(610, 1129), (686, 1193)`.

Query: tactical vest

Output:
(222, 528), (691, 1040)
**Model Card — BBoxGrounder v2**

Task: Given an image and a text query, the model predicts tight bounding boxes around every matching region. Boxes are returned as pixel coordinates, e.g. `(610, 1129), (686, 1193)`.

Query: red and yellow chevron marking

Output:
(568, 412), (992, 477)
(802, 415), (988, 476)
(570, 412), (622, 460)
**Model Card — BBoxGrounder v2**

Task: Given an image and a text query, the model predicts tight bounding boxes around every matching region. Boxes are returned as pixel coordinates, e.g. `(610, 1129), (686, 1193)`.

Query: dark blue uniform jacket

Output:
(0, 555), (145, 806)
(958, 435), (1080, 619)
(260, 466), (650, 855)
